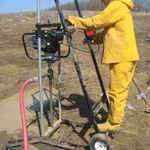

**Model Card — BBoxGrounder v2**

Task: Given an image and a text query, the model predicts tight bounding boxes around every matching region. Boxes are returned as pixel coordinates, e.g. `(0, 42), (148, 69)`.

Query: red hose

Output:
(19, 78), (35, 150)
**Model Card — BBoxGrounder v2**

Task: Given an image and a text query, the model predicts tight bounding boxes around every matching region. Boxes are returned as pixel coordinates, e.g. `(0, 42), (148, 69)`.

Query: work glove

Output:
(65, 19), (77, 35)
(85, 30), (96, 37)
(83, 30), (96, 44)
(88, 30), (104, 45)
(83, 37), (94, 44)
(65, 19), (73, 26)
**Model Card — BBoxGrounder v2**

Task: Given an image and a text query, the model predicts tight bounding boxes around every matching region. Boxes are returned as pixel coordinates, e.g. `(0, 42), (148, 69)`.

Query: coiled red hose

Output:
(19, 78), (35, 150)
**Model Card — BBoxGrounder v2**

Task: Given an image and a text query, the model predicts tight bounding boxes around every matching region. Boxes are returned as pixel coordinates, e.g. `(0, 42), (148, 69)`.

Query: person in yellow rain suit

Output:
(67, 0), (139, 132)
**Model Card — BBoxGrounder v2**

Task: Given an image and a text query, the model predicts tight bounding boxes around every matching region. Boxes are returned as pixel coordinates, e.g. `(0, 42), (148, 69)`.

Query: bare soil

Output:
(0, 10), (150, 150)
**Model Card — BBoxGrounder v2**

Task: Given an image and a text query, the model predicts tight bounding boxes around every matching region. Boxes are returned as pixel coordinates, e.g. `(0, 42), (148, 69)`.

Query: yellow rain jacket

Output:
(68, 0), (139, 64)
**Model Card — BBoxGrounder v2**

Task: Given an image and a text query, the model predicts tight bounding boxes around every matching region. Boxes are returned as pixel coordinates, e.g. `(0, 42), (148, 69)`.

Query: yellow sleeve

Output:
(68, 1), (123, 30)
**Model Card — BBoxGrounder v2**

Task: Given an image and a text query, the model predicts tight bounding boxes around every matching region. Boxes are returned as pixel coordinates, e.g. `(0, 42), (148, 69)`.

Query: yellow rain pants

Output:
(108, 61), (136, 124)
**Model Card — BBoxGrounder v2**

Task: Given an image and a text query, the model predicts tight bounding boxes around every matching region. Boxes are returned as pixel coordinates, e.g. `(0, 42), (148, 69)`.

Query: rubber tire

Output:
(89, 133), (112, 150)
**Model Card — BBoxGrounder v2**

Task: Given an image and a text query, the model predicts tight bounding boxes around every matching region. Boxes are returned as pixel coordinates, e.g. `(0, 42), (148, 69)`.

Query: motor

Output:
(28, 29), (64, 53)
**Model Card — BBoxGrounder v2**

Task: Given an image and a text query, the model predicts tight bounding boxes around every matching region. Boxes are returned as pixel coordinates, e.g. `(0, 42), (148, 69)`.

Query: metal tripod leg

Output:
(47, 66), (54, 128)
(55, 0), (98, 132)
(58, 52), (62, 121)
(36, 0), (44, 136)
(44, 58), (62, 137)
(47, 60), (62, 126)
(74, 0), (109, 111)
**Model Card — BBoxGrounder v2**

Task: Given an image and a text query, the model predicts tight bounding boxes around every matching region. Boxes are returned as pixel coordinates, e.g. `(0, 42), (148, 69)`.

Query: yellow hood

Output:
(111, 0), (134, 9)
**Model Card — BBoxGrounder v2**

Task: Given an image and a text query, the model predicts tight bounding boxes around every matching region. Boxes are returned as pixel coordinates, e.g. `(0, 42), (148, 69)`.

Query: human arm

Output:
(68, 1), (124, 30)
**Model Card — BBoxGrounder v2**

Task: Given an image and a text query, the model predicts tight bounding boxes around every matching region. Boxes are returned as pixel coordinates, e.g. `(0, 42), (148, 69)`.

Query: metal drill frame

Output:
(36, 0), (62, 137)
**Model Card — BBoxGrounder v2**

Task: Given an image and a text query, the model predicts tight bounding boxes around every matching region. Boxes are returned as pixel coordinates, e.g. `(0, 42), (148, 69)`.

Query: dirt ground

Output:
(0, 10), (150, 150)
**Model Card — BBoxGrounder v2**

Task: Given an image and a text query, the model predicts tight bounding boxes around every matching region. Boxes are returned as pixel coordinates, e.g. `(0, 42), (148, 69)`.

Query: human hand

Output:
(85, 30), (96, 37)
(65, 18), (77, 34)
(68, 27), (77, 35)
(65, 19), (73, 26)
(83, 37), (94, 44)
(83, 30), (95, 44)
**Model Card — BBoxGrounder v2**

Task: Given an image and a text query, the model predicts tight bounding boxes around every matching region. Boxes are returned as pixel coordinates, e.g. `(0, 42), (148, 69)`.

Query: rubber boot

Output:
(97, 121), (121, 133)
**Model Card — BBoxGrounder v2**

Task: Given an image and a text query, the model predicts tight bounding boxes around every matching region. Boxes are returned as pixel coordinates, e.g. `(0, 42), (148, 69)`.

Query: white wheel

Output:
(89, 133), (112, 150)
(94, 141), (107, 150)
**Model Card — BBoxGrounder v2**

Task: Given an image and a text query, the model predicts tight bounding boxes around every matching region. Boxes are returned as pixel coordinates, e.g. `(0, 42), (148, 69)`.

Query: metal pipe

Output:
(58, 52), (62, 121)
(74, 0), (109, 109)
(49, 66), (54, 127)
(54, 0), (98, 132)
(57, 11), (62, 121)
(36, 0), (44, 136)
